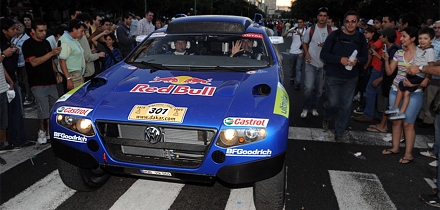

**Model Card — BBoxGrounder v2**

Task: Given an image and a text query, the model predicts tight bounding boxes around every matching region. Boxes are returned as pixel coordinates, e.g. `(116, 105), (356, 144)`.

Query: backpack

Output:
(307, 24), (332, 45)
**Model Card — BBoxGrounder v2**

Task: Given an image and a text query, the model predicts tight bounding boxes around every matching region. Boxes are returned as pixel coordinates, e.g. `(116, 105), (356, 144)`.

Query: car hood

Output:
(57, 65), (280, 128)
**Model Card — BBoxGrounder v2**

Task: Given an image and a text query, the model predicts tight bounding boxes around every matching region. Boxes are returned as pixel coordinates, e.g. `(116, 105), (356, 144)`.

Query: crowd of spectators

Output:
(0, 9), (170, 164)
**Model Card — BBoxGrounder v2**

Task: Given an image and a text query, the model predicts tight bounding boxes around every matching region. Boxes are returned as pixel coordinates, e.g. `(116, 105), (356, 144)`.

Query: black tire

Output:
(57, 158), (110, 192)
(253, 162), (286, 210)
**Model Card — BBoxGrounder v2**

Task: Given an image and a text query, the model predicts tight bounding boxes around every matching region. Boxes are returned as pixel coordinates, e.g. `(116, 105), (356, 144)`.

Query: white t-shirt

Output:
(0, 51), (9, 94)
(287, 28), (305, 54)
(302, 24), (330, 67)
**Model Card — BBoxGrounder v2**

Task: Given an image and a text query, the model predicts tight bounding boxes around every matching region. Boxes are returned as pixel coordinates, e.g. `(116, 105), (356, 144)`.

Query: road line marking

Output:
(225, 187), (256, 210)
(109, 179), (184, 210)
(329, 170), (396, 210)
(0, 170), (75, 210)
(0, 144), (51, 174)
(289, 127), (432, 149)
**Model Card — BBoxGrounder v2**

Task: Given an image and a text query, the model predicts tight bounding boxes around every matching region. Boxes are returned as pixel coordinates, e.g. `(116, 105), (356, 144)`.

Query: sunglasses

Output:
(345, 19), (357, 24)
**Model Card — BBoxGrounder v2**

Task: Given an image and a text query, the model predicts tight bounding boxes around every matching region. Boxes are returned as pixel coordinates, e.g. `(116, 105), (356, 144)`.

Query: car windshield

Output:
(127, 33), (271, 71)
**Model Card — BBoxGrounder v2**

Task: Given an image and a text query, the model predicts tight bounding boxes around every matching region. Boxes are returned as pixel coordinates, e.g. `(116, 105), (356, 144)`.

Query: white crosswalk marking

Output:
(109, 179), (184, 210)
(329, 170), (396, 210)
(0, 170), (75, 210)
(225, 187), (256, 210)
(0, 126), (433, 209)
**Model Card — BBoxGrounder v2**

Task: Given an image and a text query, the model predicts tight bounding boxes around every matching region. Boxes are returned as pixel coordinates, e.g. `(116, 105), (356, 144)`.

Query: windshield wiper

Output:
(213, 66), (265, 72)
(130, 60), (169, 72)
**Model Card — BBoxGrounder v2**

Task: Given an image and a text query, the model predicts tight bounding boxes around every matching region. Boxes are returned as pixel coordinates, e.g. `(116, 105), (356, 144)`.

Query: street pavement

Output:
(0, 35), (438, 210)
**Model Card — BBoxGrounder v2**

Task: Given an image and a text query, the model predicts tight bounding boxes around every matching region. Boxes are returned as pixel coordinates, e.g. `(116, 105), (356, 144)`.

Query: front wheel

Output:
(253, 162), (286, 210)
(57, 158), (110, 191)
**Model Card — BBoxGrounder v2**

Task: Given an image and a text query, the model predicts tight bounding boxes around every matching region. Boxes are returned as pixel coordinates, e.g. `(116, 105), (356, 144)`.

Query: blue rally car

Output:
(51, 15), (289, 209)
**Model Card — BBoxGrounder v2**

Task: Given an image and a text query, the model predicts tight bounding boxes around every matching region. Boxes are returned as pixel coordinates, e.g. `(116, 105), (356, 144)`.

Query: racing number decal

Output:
(129, 103), (187, 123)
(148, 107), (170, 115)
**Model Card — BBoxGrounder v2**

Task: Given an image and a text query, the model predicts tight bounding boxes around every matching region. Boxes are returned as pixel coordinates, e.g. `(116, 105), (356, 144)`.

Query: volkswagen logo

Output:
(144, 126), (162, 144)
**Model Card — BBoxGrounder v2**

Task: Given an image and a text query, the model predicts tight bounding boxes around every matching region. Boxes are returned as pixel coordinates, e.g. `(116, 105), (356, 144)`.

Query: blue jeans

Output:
(302, 63), (324, 110)
(323, 75), (358, 136)
(7, 83), (27, 146)
(388, 88), (423, 123)
(363, 68), (382, 119)
(288, 53), (304, 86)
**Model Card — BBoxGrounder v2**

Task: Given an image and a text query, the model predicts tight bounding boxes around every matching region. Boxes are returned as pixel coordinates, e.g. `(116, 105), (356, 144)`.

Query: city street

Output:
(0, 35), (438, 210)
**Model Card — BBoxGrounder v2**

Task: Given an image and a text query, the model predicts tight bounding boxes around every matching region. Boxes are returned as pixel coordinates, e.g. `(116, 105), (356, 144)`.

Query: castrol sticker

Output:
(56, 106), (93, 116)
(223, 117), (269, 127)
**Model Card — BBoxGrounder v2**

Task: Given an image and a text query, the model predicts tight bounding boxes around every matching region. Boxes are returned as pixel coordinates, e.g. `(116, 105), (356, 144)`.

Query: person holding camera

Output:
(283, 17), (306, 90)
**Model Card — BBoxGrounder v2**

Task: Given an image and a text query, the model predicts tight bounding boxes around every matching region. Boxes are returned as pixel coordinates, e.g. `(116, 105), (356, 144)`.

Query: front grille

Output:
(96, 121), (216, 168)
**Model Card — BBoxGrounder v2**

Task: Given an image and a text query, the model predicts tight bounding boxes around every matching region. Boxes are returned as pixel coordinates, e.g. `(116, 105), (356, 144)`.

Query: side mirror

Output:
(269, 36), (284, 45)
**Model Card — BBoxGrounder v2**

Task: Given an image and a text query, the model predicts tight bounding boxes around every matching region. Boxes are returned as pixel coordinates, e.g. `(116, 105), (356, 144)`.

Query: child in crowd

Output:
(385, 27), (435, 120)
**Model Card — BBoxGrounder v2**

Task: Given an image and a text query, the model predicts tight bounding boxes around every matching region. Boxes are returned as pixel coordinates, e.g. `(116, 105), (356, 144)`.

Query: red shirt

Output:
(371, 39), (383, 70)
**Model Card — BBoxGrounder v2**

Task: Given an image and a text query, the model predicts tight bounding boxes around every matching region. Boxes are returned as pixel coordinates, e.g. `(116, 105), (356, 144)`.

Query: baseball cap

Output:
(377, 27), (396, 39)
(367, 19), (374, 26)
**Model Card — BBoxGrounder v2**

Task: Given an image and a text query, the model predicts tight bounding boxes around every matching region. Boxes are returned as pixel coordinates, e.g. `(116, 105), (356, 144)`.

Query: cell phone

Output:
(57, 40), (61, 48)
(383, 44), (387, 52)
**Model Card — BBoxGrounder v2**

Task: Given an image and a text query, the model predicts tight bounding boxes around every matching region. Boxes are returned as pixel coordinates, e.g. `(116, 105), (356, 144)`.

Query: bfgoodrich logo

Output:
(53, 132), (87, 143)
(226, 149), (272, 157)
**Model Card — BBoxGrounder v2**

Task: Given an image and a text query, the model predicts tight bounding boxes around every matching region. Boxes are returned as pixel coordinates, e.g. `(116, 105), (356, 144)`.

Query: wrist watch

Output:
(67, 77), (72, 80)
(419, 65), (424, 73)
(1, 53), (5, 58)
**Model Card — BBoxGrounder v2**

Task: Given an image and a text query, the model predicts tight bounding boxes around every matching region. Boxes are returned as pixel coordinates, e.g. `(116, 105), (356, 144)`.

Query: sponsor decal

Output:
(129, 103), (187, 123)
(242, 33), (263, 39)
(56, 82), (87, 102)
(150, 32), (167, 37)
(223, 117), (269, 127)
(130, 84), (216, 96)
(273, 82), (289, 118)
(53, 132), (87, 143)
(246, 70), (267, 74)
(56, 106), (93, 116)
(149, 76), (212, 85)
(226, 148), (272, 157)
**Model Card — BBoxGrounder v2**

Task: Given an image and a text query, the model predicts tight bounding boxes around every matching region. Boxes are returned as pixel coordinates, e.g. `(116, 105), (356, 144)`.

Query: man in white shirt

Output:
(282, 17), (306, 90)
(137, 11), (155, 36)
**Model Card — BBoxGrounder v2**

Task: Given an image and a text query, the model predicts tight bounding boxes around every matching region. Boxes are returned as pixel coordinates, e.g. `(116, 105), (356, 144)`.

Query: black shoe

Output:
(418, 122), (434, 128)
(0, 156), (5, 165)
(335, 135), (344, 141)
(419, 193), (440, 208)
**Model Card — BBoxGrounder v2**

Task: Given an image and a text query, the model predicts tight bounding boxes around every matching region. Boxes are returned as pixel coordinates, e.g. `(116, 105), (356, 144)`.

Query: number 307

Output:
(148, 107), (169, 115)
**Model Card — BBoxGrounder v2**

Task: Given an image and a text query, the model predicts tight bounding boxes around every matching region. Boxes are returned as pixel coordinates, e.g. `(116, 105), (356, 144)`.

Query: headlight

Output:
(76, 119), (93, 135)
(217, 128), (267, 148)
(219, 129), (238, 146)
(56, 114), (95, 136)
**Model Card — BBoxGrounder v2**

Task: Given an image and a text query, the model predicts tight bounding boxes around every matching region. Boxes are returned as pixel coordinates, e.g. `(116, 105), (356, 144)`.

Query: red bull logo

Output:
(150, 76), (179, 83)
(149, 76), (212, 85)
(131, 84), (216, 96)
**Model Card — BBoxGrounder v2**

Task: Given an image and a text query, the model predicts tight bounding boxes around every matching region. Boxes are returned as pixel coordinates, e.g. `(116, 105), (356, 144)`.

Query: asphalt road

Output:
(0, 36), (438, 210)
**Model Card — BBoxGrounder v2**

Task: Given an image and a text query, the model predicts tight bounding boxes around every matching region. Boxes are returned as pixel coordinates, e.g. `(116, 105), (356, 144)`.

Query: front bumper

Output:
(52, 139), (285, 185)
